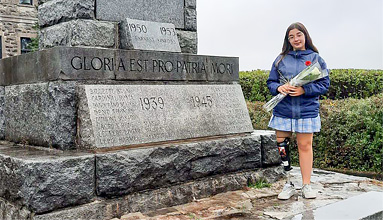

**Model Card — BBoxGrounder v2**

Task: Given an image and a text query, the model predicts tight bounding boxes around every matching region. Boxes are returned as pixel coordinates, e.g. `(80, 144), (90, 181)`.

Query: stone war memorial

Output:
(0, 0), (283, 219)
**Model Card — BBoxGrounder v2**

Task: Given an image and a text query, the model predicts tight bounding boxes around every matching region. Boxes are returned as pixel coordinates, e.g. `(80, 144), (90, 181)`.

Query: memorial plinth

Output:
(0, 47), (245, 150)
(0, 45), (283, 219)
(0, 0), (283, 218)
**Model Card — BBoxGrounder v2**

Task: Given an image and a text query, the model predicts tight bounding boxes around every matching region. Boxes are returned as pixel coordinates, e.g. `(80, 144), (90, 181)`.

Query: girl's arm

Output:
(267, 60), (282, 96)
(302, 76), (330, 97)
(302, 56), (330, 97)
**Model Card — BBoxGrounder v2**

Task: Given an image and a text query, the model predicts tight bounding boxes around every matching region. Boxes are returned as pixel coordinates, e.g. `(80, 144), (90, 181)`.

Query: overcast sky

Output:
(197, 0), (383, 71)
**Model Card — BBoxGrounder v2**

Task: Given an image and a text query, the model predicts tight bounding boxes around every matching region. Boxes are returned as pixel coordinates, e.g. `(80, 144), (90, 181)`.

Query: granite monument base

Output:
(0, 131), (282, 219)
(0, 47), (244, 150)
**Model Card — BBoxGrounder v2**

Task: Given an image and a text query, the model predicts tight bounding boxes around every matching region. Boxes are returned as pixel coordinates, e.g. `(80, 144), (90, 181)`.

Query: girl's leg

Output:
(296, 133), (314, 184)
(276, 130), (292, 142)
(276, 130), (295, 200)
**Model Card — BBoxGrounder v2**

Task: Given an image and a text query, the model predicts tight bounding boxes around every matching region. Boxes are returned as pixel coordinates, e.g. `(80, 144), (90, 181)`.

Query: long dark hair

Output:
(277, 22), (318, 65)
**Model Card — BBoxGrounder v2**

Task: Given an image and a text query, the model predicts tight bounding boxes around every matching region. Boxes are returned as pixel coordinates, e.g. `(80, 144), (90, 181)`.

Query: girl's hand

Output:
(289, 86), (305, 96)
(277, 83), (293, 95)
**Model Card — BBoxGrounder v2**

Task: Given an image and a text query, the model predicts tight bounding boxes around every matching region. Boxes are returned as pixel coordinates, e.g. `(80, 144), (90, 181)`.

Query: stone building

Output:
(0, 0), (38, 59)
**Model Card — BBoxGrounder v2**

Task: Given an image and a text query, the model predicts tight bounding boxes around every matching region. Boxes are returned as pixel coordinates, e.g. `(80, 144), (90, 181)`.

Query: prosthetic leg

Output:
(278, 137), (292, 172)
(277, 137), (297, 200)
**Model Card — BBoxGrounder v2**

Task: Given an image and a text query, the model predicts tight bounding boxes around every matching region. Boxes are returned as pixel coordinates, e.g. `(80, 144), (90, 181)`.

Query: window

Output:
(19, 0), (33, 5)
(20, 37), (32, 54)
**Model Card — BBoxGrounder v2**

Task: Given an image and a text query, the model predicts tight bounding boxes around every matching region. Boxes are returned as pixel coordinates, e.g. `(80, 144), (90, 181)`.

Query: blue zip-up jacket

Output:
(267, 49), (330, 119)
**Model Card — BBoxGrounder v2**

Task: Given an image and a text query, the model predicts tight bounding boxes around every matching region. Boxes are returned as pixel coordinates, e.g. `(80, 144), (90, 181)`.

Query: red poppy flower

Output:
(305, 61), (312, 66)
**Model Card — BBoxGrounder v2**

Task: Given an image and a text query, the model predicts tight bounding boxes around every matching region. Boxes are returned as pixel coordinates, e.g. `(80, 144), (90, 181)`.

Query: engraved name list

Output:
(84, 85), (253, 148)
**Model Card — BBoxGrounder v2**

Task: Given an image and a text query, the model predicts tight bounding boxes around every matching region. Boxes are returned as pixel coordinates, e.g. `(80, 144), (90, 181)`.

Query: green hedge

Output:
(246, 94), (383, 173)
(314, 94), (383, 172)
(324, 69), (383, 99)
(240, 70), (272, 102)
(247, 101), (272, 130)
(240, 69), (383, 101)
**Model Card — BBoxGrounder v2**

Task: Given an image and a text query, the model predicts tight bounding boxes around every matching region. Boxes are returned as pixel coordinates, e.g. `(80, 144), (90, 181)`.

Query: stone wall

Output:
(38, 0), (198, 54)
(0, 0), (38, 58)
(0, 1), (197, 57)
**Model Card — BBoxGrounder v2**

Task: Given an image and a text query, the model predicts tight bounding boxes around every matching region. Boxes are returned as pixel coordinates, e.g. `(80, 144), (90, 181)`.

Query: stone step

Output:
(0, 144), (95, 214)
(32, 166), (284, 220)
(289, 191), (383, 220)
(0, 130), (280, 217)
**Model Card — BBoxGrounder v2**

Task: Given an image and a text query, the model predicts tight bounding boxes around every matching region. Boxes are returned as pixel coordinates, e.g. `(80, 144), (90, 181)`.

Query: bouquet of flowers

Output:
(263, 61), (329, 112)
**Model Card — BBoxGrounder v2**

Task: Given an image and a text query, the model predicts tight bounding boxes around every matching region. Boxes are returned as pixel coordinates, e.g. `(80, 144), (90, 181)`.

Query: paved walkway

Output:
(112, 167), (383, 220)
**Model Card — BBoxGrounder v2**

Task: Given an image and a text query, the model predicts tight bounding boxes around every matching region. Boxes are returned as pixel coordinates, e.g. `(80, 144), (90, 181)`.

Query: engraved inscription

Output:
(121, 18), (181, 52)
(84, 85), (253, 148)
(127, 23), (148, 33)
(159, 26), (177, 36)
(139, 97), (164, 110)
(190, 96), (213, 108)
(70, 56), (235, 75)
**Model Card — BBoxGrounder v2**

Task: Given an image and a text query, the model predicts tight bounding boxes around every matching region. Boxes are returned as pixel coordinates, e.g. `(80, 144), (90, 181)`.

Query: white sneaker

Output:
(278, 183), (296, 200)
(302, 184), (317, 199)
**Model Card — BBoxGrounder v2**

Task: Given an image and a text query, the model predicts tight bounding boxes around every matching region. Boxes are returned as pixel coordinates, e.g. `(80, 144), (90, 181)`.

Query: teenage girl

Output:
(267, 22), (330, 199)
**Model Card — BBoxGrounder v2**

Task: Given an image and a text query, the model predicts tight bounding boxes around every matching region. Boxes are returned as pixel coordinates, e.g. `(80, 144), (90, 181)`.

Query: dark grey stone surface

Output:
(96, 0), (185, 29)
(185, 0), (196, 9)
(258, 130), (281, 166)
(0, 62), (5, 85)
(117, 166), (284, 214)
(185, 0), (197, 31)
(38, 0), (95, 27)
(177, 30), (198, 54)
(0, 48), (115, 86)
(120, 18), (181, 52)
(33, 167), (284, 220)
(0, 197), (31, 220)
(96, 133), (262, 197)
(114, 49), (237, 81)
(0, 47), (238, 86)
(47, 82), (78, 148)
(52, 47), (117, 81)
(76, 86), (94, 149)
(39, 20), (117, 49)
(33, 201), (111, 220)
(4, 82), (77, 150)
(77, 84), (253, 149)
(185, 7), (197, 31)
(0, 145), (95, 214)
(0, 50), (50, 86)
(0, 87), (4, 140)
